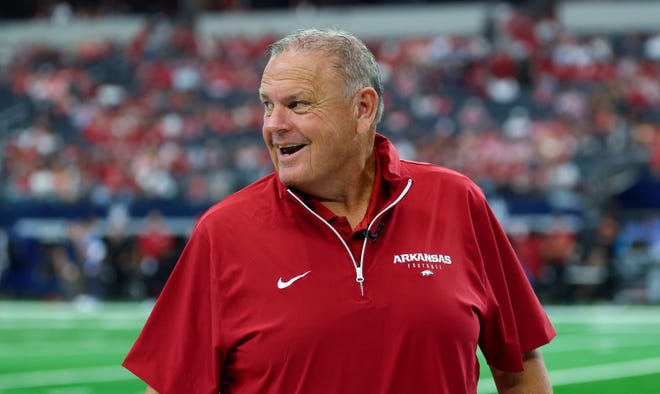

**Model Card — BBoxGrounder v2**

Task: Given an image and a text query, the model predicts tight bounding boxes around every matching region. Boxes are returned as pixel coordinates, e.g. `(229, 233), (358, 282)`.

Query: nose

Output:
(262, 105), (290, 135)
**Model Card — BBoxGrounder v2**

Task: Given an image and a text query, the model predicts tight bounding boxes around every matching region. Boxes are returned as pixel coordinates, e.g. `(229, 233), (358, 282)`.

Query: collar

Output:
(303, 148), (386, 234)
(279, 133), (410, 236)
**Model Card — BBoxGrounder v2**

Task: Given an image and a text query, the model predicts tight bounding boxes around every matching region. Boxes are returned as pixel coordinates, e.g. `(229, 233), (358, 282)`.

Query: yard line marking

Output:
(0, 320), (142, 330)
(545, 306), (660, 324)
(0, 312), (149, 321)
(0, 350), (128, 358)
(477, 357), (660, 393)
(0, 366), (135, 390)
(548, 357), (660, 386)
(0, 301), (153, 321)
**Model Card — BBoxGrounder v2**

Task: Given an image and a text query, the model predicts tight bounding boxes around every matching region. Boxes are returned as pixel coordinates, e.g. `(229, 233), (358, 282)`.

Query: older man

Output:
(124, 28), (555, 394)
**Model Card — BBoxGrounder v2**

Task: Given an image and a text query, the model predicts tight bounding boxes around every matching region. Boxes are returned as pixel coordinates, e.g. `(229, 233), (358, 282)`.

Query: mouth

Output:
(278, 144), (306, 155)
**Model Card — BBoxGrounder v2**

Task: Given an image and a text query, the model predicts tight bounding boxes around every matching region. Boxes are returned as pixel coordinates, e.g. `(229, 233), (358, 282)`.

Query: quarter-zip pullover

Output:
(123, 134), (556, 394)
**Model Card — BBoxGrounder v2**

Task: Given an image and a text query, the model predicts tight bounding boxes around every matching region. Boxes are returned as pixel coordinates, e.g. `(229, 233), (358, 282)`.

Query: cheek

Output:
(261, 133), (278, 165)
(268, 150), (279, 169)
(261, 124), (272, 143)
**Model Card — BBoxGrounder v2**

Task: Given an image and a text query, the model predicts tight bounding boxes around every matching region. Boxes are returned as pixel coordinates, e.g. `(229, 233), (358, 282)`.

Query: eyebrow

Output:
(258, 91), (309, 103)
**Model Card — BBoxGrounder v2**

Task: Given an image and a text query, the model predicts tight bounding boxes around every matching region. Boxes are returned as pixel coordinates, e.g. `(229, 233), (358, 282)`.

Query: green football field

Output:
(0, 302), (658, 393)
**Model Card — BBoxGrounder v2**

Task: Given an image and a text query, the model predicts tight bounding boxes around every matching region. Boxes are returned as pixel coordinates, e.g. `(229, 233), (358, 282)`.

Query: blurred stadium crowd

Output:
(1, 2), (659, 304)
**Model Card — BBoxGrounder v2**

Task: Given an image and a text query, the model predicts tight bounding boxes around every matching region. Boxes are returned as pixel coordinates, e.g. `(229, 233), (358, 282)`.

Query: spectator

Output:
(136, 209), (176, 297)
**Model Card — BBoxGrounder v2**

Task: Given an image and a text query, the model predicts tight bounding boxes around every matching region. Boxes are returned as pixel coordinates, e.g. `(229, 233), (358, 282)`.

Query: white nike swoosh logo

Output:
(277, 270), (312, 289)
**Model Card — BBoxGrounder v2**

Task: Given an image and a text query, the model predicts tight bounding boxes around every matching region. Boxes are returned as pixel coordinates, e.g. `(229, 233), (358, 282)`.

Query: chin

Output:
(276, 172), (301, 188)
(278, 174), (314, 193)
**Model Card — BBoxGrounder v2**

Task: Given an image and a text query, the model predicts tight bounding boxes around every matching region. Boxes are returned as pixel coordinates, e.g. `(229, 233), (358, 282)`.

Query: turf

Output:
(0, 302), (658, 393)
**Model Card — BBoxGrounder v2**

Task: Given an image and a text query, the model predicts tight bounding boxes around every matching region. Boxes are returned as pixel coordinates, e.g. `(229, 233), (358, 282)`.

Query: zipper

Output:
(286, 178), (413, 297)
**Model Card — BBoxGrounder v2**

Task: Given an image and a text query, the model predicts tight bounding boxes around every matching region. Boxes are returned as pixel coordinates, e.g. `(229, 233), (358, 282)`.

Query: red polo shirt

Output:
(123, 134), (555, 394)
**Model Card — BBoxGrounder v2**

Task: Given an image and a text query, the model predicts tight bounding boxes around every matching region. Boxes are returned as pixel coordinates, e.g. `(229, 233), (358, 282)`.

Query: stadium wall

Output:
(1, 1), (659, 55)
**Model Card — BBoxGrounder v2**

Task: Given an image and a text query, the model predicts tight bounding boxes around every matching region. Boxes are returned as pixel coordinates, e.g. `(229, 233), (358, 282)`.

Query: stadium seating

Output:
(1, 4), (659, 303)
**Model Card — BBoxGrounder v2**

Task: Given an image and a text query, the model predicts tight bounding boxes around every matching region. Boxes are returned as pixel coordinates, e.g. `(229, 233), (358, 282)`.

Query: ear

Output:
(355, 87), (379, 135)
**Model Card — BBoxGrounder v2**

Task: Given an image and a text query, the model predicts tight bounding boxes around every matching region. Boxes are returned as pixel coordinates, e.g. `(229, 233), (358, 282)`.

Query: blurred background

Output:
(0, 0), (659, 393)
(2, 0), (660, 306)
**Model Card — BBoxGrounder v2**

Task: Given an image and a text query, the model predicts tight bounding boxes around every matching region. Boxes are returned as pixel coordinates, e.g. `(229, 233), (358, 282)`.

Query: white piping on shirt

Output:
(286, 178), (413, 297)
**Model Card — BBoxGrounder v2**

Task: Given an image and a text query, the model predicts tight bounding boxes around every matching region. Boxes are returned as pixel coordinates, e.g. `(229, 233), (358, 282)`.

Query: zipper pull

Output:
(356, 266), (364, 296)
(355, 266), (364, 283)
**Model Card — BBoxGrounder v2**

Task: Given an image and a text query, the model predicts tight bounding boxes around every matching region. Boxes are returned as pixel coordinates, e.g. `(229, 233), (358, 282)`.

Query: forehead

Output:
(260, 50), (340, 96)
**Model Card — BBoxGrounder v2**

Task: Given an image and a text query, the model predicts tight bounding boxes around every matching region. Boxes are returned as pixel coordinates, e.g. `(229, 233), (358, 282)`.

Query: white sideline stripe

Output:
(0, 366), (135, 390)
(477, 357), (660, 394)
(544, 306), (660, 324)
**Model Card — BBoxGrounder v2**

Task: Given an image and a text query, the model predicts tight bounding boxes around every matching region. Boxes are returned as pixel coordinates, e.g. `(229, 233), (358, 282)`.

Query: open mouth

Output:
(279, 144), (306, 155)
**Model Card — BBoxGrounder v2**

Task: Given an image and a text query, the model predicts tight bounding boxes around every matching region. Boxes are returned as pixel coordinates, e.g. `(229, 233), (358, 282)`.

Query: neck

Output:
(317, 152), (376, 229)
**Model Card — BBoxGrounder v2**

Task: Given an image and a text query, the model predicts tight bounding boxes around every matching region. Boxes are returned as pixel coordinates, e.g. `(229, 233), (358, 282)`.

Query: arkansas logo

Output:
(392, 253), (452, 265)
(392, 252), (453, 276)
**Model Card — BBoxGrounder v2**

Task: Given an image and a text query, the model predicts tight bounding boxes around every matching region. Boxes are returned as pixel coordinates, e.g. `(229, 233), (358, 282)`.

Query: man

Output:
(123, 28), (556, 394)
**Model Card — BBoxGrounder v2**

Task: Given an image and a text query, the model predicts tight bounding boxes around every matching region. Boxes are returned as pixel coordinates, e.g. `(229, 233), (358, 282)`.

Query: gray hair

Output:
(268, 28), (384, 125)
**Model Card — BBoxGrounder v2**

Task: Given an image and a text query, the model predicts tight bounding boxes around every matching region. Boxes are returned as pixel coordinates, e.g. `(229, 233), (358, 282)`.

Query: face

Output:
(259, 50), (363, 195)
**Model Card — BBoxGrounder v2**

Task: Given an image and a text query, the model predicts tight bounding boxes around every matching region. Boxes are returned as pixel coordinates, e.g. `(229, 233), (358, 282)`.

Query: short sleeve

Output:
(471, 193), (556, 372)
(122, 226), (223, 393)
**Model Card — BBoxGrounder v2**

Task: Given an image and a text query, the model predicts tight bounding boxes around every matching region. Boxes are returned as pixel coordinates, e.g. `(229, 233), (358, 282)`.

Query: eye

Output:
(262, 101), (273, 115)
(288, 101), (311, 113)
